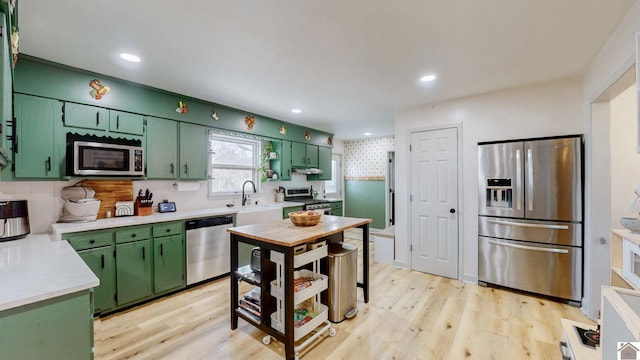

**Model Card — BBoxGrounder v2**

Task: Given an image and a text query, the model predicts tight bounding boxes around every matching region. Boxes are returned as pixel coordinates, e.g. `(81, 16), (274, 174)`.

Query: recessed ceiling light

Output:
(364, 132), (372, 136)
(120, 53), (141, 62)
(420, 74), (436, 82)
(291, 109), (302, 114)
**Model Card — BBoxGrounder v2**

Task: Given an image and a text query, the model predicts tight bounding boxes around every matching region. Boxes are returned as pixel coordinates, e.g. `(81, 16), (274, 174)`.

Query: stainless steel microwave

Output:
(69, 138), (144, 176)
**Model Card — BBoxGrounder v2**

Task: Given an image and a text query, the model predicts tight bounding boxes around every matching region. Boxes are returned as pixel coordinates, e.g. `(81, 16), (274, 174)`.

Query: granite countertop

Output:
(0, 234), (99, 311)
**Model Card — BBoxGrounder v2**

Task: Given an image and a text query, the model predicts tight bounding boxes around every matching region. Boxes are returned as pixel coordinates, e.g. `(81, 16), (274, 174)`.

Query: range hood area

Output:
(293, 167), (323, 175)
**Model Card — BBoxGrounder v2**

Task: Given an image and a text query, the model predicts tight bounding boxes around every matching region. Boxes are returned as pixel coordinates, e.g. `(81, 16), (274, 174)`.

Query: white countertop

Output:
(613, 228), (640, 245)
(50, 203), (306, 240)
(0, 234), (99, 312)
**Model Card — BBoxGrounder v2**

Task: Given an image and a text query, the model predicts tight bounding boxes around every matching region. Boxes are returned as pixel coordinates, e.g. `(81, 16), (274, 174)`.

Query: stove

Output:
(284, 187), (331, 213)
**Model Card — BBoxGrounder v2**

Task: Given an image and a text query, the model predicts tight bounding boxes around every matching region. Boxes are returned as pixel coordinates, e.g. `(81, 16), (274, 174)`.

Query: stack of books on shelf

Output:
(239, 286), (261, 317)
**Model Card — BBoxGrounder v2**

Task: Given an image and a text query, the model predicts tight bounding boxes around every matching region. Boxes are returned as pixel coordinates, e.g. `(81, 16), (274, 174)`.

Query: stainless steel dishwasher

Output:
(185, 215), (234, 285)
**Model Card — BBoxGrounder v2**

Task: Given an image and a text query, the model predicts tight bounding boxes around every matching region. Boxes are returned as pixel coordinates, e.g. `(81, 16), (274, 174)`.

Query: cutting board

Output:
(82, 180), (133, 219)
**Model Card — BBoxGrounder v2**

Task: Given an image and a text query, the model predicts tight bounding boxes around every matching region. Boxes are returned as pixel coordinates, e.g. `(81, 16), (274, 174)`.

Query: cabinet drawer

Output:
(330, 201), (342, 210)
(153, 222), (183, 237)
(64, 231), (113, 251)
(115, 226), (151, 243)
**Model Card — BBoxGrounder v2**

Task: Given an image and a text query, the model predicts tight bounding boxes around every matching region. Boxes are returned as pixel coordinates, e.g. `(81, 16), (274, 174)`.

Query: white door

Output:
(410, 127), (459, 279)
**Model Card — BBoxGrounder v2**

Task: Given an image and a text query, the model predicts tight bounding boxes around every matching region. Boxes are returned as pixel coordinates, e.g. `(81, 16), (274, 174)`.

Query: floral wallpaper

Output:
(344, 136), (395, 178)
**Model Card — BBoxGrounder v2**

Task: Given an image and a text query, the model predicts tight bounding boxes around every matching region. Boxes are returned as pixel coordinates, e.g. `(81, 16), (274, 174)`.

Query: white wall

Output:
(583, 0), (640, 319)
(394, 78), (584, 280)
(610, 83), (640, 224)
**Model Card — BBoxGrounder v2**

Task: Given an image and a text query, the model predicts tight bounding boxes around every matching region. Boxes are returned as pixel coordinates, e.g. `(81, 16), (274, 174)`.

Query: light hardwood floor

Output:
(94, 233), (592, 359)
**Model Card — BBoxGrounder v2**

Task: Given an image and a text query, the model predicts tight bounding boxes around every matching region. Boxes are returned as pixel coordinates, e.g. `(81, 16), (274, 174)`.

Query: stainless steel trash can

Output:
(327, 242), (358, 322)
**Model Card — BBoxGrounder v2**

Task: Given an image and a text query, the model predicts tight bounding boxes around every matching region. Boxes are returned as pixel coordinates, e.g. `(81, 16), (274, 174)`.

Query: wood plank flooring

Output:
(94, 232), (592, 359)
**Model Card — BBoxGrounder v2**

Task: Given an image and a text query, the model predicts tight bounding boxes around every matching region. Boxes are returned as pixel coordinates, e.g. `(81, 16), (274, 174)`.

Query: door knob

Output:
(450, 208), (456, 213)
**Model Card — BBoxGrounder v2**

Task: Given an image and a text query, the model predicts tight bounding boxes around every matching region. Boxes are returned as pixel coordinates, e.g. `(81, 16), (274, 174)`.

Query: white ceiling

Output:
(17, 1), (635, 140)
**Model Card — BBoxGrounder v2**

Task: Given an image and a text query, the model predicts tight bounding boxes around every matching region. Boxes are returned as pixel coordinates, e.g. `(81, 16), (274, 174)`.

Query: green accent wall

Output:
(345, 180), (386, 229)
(14, 56), (333, 146)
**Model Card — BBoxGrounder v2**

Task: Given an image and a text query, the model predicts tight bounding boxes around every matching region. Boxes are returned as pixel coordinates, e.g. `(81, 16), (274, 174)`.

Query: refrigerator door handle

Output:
(488, 239), (569, 254)
(527, 148), (533, 212)
(488, 219), (569, 230)
(516, 149), (522, 211)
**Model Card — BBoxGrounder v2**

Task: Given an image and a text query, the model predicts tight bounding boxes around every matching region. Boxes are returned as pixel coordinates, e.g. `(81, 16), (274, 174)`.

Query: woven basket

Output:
(289, 210), (322, 226)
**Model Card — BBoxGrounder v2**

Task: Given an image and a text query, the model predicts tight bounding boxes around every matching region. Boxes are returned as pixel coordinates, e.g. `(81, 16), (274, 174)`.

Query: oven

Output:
(284, 187), (331, 214)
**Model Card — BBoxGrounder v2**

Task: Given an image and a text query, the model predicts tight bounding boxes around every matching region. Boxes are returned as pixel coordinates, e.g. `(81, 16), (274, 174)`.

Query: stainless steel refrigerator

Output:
(477, 136), (583, 304)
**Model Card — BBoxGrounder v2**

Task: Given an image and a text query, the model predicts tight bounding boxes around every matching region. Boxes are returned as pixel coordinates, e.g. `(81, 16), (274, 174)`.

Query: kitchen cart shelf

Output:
(270, 270), (328, 303)
(270, 245), (328, 268)
(271, 303), (330, 341)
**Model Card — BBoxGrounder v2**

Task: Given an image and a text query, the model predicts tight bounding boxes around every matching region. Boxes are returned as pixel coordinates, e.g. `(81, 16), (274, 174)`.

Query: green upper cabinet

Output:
(179, 122), (207, 180)
(146, 117), (178, 179)
(291, 142), (319, 168)
(115, 239), (153, 306)
(306, 144), (319, 168)
(153, 234), (185, 294)
(309, 146), (332, 181)
(109, 110), (145, 136)
(0, 13), (11, 165)
(271, 139), (292, 181)
(291, 142), (307, 168)
(14, 94), (61, 179)
(63, 102), (108, 132)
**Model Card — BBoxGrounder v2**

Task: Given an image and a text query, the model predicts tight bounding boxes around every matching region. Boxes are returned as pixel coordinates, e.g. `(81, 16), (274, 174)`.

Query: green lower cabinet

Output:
(153, 234), (185, 294)
(116, 239), (153, 306)
(283, 205), (304, 219)
(78, 246), (116, 314)
(330, 201), (343, 216)
(0, 290), (93, 360)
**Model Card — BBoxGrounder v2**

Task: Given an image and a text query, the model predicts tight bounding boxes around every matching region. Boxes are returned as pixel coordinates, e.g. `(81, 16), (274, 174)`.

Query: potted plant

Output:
(260, 141), (276, 182)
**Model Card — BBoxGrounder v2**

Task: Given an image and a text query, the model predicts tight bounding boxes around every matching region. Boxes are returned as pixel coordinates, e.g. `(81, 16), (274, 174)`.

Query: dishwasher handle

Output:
(185, 215), (234, 230)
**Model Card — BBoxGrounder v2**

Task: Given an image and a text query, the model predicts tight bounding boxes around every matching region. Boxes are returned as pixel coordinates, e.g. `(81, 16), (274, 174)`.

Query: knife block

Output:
(134, 198), (153, 216)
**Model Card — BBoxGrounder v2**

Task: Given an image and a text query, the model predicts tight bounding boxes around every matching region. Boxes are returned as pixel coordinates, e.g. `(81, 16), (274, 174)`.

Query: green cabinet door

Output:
(153, 234), (185, 294)
(306, 144), (319, 167)
(309, 146), (332, 180)
(0, 291), (93, 360)
(78, 246), (116, 314)
(146, 117), (178, 179)
(116, 239), (152, 306)
(179, 122), (207, 180)
(330, 201), (343, 216)
(291, 142), (307, 168)
(279, 140), (292, 180)
(0, 14), (11, 164)
(14, 94), (61, 178)
(63, 102), (108, 131)
(283, 205), (304, 219)
(109, 110), (145, 136)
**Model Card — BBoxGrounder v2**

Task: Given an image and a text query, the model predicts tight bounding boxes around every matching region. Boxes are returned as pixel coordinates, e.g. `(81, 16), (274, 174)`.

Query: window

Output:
(325, 153), (342, 196)
(208, 134), (260, 196)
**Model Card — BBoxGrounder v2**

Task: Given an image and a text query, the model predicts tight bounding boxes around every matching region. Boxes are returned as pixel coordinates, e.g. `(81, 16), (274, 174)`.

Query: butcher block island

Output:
(227, 215), (371, 360)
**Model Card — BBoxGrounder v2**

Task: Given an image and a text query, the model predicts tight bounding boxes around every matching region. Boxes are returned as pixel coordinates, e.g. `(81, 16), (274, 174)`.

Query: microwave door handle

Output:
(527, 148), (533, 212)
(487, 240), (569, 254)
(516, 149), (522, 210)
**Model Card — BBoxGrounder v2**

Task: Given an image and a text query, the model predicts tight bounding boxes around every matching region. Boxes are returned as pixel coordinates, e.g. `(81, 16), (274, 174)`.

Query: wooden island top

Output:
(227, 215), (371, 247)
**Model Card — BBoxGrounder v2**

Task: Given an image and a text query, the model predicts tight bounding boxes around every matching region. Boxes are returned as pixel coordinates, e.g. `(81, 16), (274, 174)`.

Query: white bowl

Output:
(620, 217), (640, 232)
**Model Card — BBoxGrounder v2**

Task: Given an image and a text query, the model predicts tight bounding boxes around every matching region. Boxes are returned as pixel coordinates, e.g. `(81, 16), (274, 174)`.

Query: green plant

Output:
(259, 141), (275, 182)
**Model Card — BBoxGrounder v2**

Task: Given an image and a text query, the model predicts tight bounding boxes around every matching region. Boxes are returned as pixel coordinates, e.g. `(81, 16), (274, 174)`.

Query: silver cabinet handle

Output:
(527, 148), (533, 212)
(488, 219), (569, 230)
(488, 239), (569, 254)
(516, 149), (522, 211)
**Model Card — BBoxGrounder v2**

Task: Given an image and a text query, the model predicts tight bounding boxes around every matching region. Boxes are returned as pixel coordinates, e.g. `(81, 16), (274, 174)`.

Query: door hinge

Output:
(410, 244), (412, 252)
(410, 195), (412, 202)
(409, 145), (412, 152)
(113, 250), (116, 258)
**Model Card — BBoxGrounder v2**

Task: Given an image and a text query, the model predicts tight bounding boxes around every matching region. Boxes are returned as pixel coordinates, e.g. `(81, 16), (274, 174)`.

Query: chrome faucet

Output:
(241, 180), (257, 206)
